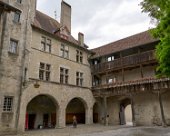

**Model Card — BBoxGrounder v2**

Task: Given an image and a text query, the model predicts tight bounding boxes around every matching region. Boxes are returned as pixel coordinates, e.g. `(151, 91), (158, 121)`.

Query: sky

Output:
(37, 0), (153, 49)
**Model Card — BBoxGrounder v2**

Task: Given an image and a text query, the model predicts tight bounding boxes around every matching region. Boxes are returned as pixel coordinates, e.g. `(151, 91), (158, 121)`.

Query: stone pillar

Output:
(103, 96), (108, 125)
(57, 108), (65, 128)
(131, 95), (136, 126)
(85, 106), (93, 124)
(17, 102), (26, 133)
(158, 91), (167, 127)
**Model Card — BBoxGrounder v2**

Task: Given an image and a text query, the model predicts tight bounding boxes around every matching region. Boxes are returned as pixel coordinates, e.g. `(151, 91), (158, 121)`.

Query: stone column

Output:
(103, 96), (108, 125)
(85, 106), (93, 124)
(131, 95), (136, 126)
(158, 91), (167, 127)
(57, 108), (65, 128)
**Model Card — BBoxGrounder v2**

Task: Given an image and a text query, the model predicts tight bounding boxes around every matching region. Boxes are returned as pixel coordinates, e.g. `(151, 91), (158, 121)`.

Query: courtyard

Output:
(7, 124), (170, 136)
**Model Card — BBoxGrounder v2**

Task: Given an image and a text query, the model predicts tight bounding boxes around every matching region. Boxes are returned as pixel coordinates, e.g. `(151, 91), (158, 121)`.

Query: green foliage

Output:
(140, 0), (170, 77)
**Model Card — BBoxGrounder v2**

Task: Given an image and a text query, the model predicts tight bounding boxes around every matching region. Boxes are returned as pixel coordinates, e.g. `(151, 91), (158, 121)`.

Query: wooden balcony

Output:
(92, 78), (170, 97)
(91, 50), (156, 74)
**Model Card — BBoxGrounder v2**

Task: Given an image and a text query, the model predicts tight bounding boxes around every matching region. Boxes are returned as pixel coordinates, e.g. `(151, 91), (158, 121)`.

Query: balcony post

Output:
(138, 47), (143, 78)
(120, 52), (124, 81)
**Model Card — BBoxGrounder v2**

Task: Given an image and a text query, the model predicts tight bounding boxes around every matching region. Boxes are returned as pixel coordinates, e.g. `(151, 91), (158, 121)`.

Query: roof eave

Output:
(90, 39), (160, 59)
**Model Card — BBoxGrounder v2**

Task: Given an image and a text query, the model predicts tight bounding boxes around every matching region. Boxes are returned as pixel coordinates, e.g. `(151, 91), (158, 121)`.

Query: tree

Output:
(140, 0), (170, 77)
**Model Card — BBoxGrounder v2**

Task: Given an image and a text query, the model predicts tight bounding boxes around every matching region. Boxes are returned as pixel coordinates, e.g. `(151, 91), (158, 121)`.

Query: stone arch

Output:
(25, 94), (59, 130)
(17, 86), (61, 132)
(65, 97), (88, 125)
(65, 96), (89, 110)
(119, 98), (132, 125)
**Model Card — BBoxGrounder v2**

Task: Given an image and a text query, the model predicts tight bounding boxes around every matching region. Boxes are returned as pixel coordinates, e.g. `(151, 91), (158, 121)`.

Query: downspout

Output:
(15, 1), (30, 131)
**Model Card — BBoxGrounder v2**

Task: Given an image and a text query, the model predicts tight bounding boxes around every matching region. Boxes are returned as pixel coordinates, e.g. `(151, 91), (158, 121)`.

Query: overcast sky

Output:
(37, 0), (152, 49)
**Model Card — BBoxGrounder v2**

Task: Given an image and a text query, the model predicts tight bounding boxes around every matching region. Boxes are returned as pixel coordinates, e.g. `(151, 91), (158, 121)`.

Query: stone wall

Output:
(0, 0), (36, 132)
(18, 82), (95, 132)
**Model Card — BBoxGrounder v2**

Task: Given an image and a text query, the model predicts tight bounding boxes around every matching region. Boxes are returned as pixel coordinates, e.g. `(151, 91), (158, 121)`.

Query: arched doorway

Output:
(25, 95), (58, 130)
(119, 98), (132, 125)
(125, 104), (132, 125)
(66, 98), (86, 125)
(93, 103), (99, 123)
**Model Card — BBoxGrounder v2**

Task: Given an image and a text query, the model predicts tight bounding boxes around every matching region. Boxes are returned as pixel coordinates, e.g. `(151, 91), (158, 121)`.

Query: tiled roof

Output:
(34, 10), (60, 33)
(33, 10), (80, 47)
(91, 31), (159, 58)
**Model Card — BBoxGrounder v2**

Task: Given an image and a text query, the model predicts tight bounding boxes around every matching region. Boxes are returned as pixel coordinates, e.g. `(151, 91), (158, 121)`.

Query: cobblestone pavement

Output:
(4, 124), (170, 136)
(75, 126), (170, 136)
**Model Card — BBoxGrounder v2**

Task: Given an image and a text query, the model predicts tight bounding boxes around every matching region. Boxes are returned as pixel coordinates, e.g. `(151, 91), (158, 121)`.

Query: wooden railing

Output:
(91, 50), (156, 74)
(92, 77), (170, 97)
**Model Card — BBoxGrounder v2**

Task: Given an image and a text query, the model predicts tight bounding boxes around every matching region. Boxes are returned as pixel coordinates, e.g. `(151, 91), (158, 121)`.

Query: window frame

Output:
(17, 0), (22, 3)
(60, 67), (69, 84)
(3, 96), (13, 112)
(60, 44), (69, 59)
(39, 62), (51, 81)
(9, 39), (18, 54)
(76, 72), (83, 86)
(41, 36), (52, 53)
(76, 50), (83, 63)
(13, 11), (21, 23)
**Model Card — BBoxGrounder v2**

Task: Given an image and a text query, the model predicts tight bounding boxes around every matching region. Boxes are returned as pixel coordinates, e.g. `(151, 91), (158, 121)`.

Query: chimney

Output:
(78, 32), (84, 46)
(60, 0), (71, 33)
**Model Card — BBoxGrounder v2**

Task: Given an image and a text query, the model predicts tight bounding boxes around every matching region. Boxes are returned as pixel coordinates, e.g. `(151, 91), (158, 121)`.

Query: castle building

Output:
(0, 0), (170, 135)
(90, 31), (170, 126)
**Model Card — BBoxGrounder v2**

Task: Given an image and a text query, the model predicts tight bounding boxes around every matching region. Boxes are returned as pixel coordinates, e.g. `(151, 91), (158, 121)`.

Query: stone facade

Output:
(0, 0), (95, 133)
(0, 0), (36, 133)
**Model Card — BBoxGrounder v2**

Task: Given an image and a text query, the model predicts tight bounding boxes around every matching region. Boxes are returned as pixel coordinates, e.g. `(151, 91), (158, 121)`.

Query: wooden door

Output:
(28, 114), (36, 129)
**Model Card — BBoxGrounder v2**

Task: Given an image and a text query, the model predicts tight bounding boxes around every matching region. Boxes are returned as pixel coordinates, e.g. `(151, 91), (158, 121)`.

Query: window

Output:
(39, 62), (51, 81)
(41, 36), (51, 53)
(60, 67), (69, 84)
(60, 44), (69, 58)
(3, 97), (13, 112)
(76, 50), (83, 63)
(76, 72), (83, 86)
(107, 77), (116, 84)
(94, 60), (98, 65)
(13, 12), (20, 23)
(107, 56), (114, 62)
(24, 68), (27, 81)
(9, 39), (18, 54)
(17, 0), (22, 3)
